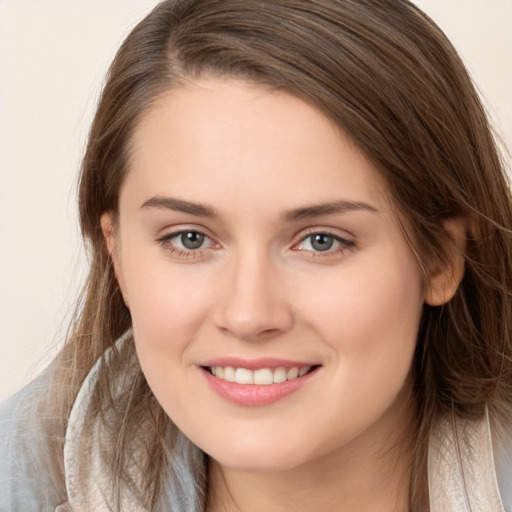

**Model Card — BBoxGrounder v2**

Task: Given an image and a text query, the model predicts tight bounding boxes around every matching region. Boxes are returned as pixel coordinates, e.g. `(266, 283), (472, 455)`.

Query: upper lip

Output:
(200, 357), (320, 370)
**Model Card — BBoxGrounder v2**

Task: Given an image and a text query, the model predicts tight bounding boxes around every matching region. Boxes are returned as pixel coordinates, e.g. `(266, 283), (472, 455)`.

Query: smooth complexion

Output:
(102, 79), (458, 511)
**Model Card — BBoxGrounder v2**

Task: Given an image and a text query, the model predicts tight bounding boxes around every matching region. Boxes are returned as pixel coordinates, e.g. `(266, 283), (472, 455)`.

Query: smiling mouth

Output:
(203, 365), (319, 385)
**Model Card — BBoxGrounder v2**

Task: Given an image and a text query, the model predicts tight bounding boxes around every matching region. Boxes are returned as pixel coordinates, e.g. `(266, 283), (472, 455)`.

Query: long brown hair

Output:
(42, 1), (512, 509)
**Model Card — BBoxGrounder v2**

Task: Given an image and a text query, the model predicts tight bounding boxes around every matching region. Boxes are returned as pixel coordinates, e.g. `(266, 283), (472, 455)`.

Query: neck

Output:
(206, 392), (414, 512)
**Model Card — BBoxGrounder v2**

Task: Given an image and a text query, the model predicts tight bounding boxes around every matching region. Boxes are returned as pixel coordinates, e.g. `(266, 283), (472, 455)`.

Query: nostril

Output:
(258, 328), (280, 338)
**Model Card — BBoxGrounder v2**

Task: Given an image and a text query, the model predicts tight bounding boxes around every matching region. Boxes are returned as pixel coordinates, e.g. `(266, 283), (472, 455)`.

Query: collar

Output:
(61, 331), (148, 511)
(428, 407), (506, 511)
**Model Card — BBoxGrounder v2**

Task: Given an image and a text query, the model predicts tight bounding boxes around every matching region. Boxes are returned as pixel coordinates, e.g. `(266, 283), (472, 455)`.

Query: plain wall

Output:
(0, 0), (511, 401)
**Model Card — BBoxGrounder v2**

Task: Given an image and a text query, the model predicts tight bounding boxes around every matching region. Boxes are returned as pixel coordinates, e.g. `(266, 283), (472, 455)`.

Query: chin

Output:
(205, 439), (312, 473)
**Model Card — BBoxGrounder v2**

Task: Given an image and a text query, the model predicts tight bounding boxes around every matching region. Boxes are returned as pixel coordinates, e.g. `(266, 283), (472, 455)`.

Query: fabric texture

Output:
(428, 410), (507, 511)
(1, 334), (511, 511)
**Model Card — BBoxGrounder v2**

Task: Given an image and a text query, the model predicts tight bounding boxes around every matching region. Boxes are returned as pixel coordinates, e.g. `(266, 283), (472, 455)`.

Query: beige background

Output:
(1, 0), (511, 401)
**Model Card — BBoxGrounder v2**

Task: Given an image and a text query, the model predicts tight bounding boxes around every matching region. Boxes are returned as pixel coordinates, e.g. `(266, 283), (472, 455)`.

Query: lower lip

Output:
(200, 367), (319, 407)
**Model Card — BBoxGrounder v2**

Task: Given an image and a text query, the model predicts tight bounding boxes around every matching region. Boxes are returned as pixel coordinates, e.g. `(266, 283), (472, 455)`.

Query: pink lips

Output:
(199, 357), (320, 407)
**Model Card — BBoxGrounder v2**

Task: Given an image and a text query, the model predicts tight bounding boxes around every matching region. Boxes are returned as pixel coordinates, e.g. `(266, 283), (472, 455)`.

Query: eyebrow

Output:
(140, 196), (218, 218)
(281, 200), (378, 221)
(140, 196), (378, 221)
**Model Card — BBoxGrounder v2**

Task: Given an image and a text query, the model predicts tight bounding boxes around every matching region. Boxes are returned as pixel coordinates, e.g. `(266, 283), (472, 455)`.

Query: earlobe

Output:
(100, 212), (129, 307)
(425, 218), (466, 306)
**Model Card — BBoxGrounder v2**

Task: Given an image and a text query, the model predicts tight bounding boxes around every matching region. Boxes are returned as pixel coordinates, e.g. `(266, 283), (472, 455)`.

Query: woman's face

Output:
(105, 78), (427, 472)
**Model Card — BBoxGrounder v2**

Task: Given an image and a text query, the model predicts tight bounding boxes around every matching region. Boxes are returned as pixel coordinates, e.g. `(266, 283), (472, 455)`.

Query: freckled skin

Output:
(103, 78), (429, 511)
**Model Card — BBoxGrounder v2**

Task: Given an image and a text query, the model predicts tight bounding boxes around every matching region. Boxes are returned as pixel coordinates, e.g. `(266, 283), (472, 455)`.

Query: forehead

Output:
(123, 78), (390, 215)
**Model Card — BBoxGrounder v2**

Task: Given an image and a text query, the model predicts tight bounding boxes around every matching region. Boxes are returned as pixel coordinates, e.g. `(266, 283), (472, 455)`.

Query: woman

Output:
(2, 0), (512, 510)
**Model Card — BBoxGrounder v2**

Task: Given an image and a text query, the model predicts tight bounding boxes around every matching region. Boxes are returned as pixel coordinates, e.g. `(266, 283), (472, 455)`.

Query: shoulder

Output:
(493, 419), (512, 512)
(0, 376), (63, 512)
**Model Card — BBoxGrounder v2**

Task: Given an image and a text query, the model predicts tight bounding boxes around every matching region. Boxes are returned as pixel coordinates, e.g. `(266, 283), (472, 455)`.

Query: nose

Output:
(213, 248), (294, 341)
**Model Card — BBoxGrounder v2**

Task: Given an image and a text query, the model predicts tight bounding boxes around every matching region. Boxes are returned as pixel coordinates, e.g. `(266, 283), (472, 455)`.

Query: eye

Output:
(177, 231), (207, 250)
(294, 231), (355, 255)
(156, 229), (216, 255)
(306, 233), (337, 252)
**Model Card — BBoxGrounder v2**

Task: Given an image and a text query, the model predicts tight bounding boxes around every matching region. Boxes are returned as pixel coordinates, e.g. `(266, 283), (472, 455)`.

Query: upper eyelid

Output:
(156, 229), (213, 247)
(296, 232), (353, 247)
(157, 226), (214, 241)
(296, 226), (355, 242)
(162, 228), (208, 238)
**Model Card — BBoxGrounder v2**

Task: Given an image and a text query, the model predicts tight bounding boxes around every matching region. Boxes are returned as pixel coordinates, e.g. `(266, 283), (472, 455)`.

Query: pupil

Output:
(182, 232), (204, 249)
(311, 234), (333, 251)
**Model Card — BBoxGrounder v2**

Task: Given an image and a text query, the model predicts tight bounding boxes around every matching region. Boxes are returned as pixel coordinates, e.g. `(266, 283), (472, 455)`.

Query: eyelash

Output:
(293, 230), (356, 258)
(156, 229), (215, 258)
(155, 229), (355, 259)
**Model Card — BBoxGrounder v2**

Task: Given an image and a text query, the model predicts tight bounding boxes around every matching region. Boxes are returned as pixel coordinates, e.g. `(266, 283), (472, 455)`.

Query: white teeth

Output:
(224, 366), (236, 382)
(235, 368), (254, 384)
(253, 368), (273, 385)
(273, 367), (287, 383)
(299, 366), (310, 377)
(287, 367), (299, 380)
(211, 365), (313, 384)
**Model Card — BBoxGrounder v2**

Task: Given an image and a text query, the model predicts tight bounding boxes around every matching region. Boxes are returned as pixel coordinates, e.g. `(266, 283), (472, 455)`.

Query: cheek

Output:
(119, 244), (217, 355)
(312, 245), (423, 337)
(297, 248), (424, 387)
(122, 257), (217, 417)
(289, 253), (423, 451)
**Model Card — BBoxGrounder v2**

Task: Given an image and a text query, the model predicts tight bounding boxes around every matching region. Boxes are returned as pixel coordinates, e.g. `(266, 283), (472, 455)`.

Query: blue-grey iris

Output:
(311, 234), (334, 251)
(181, 231), (205, 249)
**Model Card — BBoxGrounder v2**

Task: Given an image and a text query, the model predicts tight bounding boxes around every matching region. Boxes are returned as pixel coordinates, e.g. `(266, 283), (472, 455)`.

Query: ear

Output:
(100, 212), (129, 307)
(425, 218), (466, 306)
